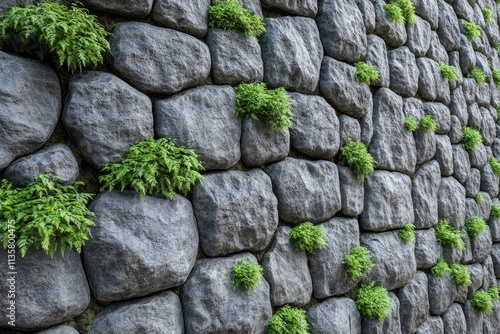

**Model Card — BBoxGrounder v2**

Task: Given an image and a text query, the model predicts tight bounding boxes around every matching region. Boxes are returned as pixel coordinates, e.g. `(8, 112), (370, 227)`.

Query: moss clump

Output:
(435, 219), (466, 250)
(450, 263), (472, 287)
(398, 223), (416, 244)
(470, 289), (494, 313)
(384, 0), (416, 24)
(208, 0), (265, 40)
(289, 222), (327, 254)
(230, 258), (263, 292)
(488, 284), (500, 300)
(439, 62), (459, 81)
(463, 21), (482, 40)
(469, 67), (487, 84)
(266, 305), (309, 334)
(474, 193), (484, 204)
(482, 8), (494, 24)
(492, 69), (500, 88)
(404, 117), (418, 132)
(354, 62), (380, 85)
(465, 216), (488, 238)
(431, 258), (451, 277)
(342, 246), (375, 282)
(461, 126), (483, 151)
(491, 204), (500, 219)
(355, 282), (392, 323)
(419, 115), (438, 133)
(488, 157), (500, 176)
(338, 138), (377, 179)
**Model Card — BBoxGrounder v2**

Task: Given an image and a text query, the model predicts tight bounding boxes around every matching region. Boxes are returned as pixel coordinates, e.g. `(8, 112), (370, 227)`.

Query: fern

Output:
(338, 138), (377, 179)
(463, 21), (482, 41)
(439, 62), (459, 81)
(208, 0), (265, 40)
(469, 67), (487, 84)
(420, 115), (438, 133)
(354, 62), (380, 85)
(492, 69), (500, 88)
(482, 8), (494, 24)
(461, 126), (483, 150)
(384, 0), (416, 24)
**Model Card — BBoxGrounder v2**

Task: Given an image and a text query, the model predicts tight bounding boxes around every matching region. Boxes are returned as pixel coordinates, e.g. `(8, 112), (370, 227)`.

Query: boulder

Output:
(338, 165), (364, 217)
(434, 135), (454, 176)
(262, 0), (317, 17)
(412, 161), (441, 229)
(437, 0), (461, 51)
(80, 0), (153, 17)
(307, 297), (361, 334)
(405, 16), (431, 57)
(413, 0), (439, 29)
(397, 272), (430, 334)
(357, 0), (376, 33)
(415, 317), (444, 334)
(441, 303), (467, 334)
(365, 34), (390, 88)
(387, 47), (419, 97)
(463, 300), (483, 334)
(438, 177), (467, 229)
(465, 168), (481, 197)
(151, 0), (210, 38)
(415, 228), (442, 269)
(423, 102), (451, 135)
(428, 273), (457, 315)
(450, 116), (464, 144)
(480, 164), (500, 198)
(373, 0), (407, 47)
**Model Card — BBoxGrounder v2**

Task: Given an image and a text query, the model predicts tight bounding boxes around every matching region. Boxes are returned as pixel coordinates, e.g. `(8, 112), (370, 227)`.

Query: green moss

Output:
(354, 62), (380, 85)
(430, 258), (451, 277)
(474, 193), (484, 204)
(488, 157), (500, 176)
(463, 21), (482, 40)
(355, 282), (392, 323)
(338, 138), (377, 179)
(492, 69), (500, 87)
(482, 8), (494, 24)
(419, 115), (438, 133)
(398, 223), (416, 244)
(289, 222), (327, 254)
(384, 3), (404, 23)
(450, 263), (472, 287)
(465, 216), (488, 238)
(230, 258), (263, 292)
(469, 67), (487, 84)
(384, 0), (416, 24)
(266, 305), (309, 334)
(470, 289), (494, 313)
(404, 117), (418, 132)
(439, 61), (459, 81)
(435, 219), (466, 250)
(342, 246), (375, 282)
(208, 0), (265, 40)
(488, 284), (500, 300)
(491, 204), (500, 219)
(461, 126), (483, 151)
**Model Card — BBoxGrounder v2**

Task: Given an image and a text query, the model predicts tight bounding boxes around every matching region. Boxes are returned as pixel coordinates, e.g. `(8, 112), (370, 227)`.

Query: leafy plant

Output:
(398, 223), (416, 244)
(384, 3), (404, 23)
(0, 2), (110, 72)
(488, 157), (500, 176)
(99, 137), (204, 200)
(435, 219), (465, 250)
(338, 138), (377, 179)
(468, 67), (487, 84)
(234, 82), (293, 132)
(482, 8), (494, 23)
(342, 246), (375, 282)
(230, 258), (263, 292)
(355, 282), (392, 323)
(419, 115), (438, 133)
(470, 289), (493, 313)
(461, 126), (483, 150)
(354, 62), (380, 85)
(465, 216), (488, 238)
(266, 305), (309, 334)
(404, 117), (418, 132)
(497, 106), (500, 122)
(439, 62), (459, 81)
(208, 0), (265, 40)
(430, 258), (451, 277)
(0, 174), (94, 257)
(288, 222), (326, 254)
(492, 69), (500, 87)
(450, 263), (472, 287)
(384, 0), (416, 24)
(463, 21), (482, 40)
(488, 284), (500, 300)
(491, 204), (500, 218)
(474, 193), (484, 204)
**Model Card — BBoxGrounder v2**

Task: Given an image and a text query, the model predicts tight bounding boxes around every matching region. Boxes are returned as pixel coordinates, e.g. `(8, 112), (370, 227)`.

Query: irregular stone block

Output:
(415, 316), (444, 334)
(449, 115), (464, 144)
(476, 82), (491, 108)
(360, 105), (374, 146)
(0, 0), (31, 14)
(262, 0), (317, 17)
(307, 297), (361, 334)
(453, 145), (471, 184)
(448, 51), (463, 90)
(428, 273), (457, 315)
(438, 176), (466, 229)
(463, 300), (483, 334)
(480, 164), (500, 198)
(81, 0), (153, 17)
(397, 272), (429, 334)
(365, 34), (390, 88)
(459, 35), (477, 74)
(435, 135), (454, 176)
(462, 78), (477, 104)
(483, 255), (497, 289)
(415, 228), (442, 269)
(361, 292), (401, 334)
(357, 0), (376, 33)
(441, 303), (467, 334)
(484, 300), (500, 334)
(469, 144), (488, 169)
(37, 325), (79, 334)
(479, 107), (496, 146)
(453, 0), (474, 21)
(427, 31), (449, 63)
(417, 57), (445, 102)
(151, 0), (209, 38)
(339, 115), (361, 146)
(437, 0), (461, 51)
(465, 168), (481, 197)
(470, 226), (492, 263)
(467, 263), (485, 299)
(388, 47), (419, 97)
(490, 198), (500, 242)
(450, 87), (469, 124)
(373, 0), (407, 47)
(492, 244), (500, 278)
(338, 165), (364, 217)
(423, 102), (451, 134)
(413, 0), (438, 29)
(406, 16), (431, 57)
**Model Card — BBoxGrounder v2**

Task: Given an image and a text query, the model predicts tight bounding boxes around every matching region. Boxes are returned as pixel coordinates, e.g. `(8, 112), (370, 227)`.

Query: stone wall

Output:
(1, 0), (500, 333)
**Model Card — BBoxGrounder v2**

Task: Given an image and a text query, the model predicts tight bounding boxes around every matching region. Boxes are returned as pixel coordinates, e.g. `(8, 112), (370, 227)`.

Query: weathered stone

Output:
(462, 78), (477, 104)
(441, 303), (467, 334)
(470, 226), (492, 262)
(428, 32), (450, 63)
(437, 0), (462, 51)
(0, 0), (31, 13)
(415, 316), (444, 334)
(479, 107), (497, 146)
(415, 129), (438, 165)
(428, 273), (457, 315)
(262, 0), (316, 16)
(397, 272), (429, 334)
(357, 0), (376, 33)
(465, 168), (481, 197)
(469, 143), (488, 169)
(435, 135), (454, 176)
(483, 255), (497, 288)
(307, 297), (361, 334)
(388, 47), (419, 97)
(423, 103), (452, 134)
(450, 115), (464, 144)
(438, 176), (467, 229)
(150, 0), (210, 38)
(413, 0), (439, 29)
(493, 139), (500, 159)
(417, 57), (448, 102)
(339, 115), (361, 146)
(83, 191), (198, 302)
(448, 51), (463, 90)
(415, 228), (442, 269)
(338, 165), (364, 217)
(453, 0), (475, 21)
(492, 244), (500, 277)
(37, 325), (79, 334)
(450, 87), (468, 124)
(453, 145), (471, 184)
(82, 0), (152, 17)
(476, 82), (492, 108)
(484, 300), (500, 334)
(463, 300), (483, 334)
(490, 198), (500, 242)
(467, 102), (483, 132)
(412, 161), (441, 228)
(475, 191), (492, 221)
(405, 16), (431, 57)
(467, 263), (485, 298)
(361, 292), (401, 334)
(373, 0), (407, 47)
(360, 105), (374, 146)
(480, 164), (500, 197)
(365, 34), (390, 88)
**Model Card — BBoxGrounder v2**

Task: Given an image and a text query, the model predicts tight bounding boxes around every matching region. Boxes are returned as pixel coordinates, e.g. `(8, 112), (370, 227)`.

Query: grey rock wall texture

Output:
(1, 0), (500, 333)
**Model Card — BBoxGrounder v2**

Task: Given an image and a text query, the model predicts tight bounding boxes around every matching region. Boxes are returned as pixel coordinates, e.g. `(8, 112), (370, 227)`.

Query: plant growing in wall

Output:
(338, 138), (377, 179)
(230, 258), (263, 292)
(463, 21), (482, 40)
(266, 305), (309, 334)
(439, 62), (459, 81)
(354, 62), (380, 85)
(419, 115), (438, 133)
(384, 0), (416, 24)
(434, 219), (466, 250)
(0, 174), (94, 257)
(208, 0), (265, 40)
(430, 258), (451, 277)
(491, 204), (500, 218)
(398, 223), (416, 244)
(461, 126), (483, 151)
(450, 263), (472, 287)
(404, 117), (418, 132)
(468, 67), (487, 84)
(470, 289), (494, 313)
(355, 282), (392, 323)
(288, 222), (326, 254)
(474, 193), (484, 204)
(492, 69), (500, 87)
(234, 82), (293, 132)
(488, 157), (500, 176)
(99, 137), (204, 200)
(482, 8), (494, 24)
(465, 217), (488, 238)
(342, 246), (375, 282)
(488, 284), (500, 300)
(0, 2), (110, 72)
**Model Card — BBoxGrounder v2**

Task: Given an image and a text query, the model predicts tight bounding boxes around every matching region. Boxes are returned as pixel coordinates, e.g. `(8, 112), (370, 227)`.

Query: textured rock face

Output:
(151, 0), (210, 38)
(0, 52), (61, 171)
(373, 0), (407, 48)
(338, 165), (364, 217)
(262, 0), (317, 16)
(365, 34), (390, 87)
(412, 161), (441, 229)
(81, 0), (153, 17)
(63, 71), (153, 169)
(109, 22), (210, 94)
(83, 191), (199, 302)
(362, 292), (402, 334)
(37, 325), (80, 334)
(388, 47), (419, 97)
(397, 272), (430, 334)
(415, 316), (444, 334)
(438, 177), (467, 229)
(307, 297), (361, 334)
(415, 228), (442, 269)
(192, 170), (278, 257)
(428, 273), (457, 315)
(0, 0), (31, 13)
(441, 303), (467, 333)
(437, 1), (461, 51)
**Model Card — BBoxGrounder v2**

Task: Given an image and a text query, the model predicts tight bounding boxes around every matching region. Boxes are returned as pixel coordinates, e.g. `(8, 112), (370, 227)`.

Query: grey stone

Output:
(493, 244), (500, 277)
(465, 168), (481, 197)
(475, 191), (492, 221)
(438, 176), (467, 229)
(476, 83), (492, 108)
(181, 253), (272, 334)
(388, 47), (419, 97)
(412, 161), (441, 229)
(450, 88), (468, 125)
(357, 0), (376, 34)
(464, 300), (483, 334)
(450, 116), (464, 144)
(415, 228), (442, 269)
(241, 118), (289, 167)
(237, 0), (263, 16)
(365, 34), (390, 88)
(262, 0), (317, 17)
(360, 105), (374, 146)
(0, 250), (89, 330)
(415, 317), (444, 334)
(397, 272), (429, 334)
(475, 51), (493, 79)
(467, 102), (483, 132)
(404, 97), (425, 120)
(307, 297), (361, 334)
(441, 303), (467, 334)
(479, 107), (496, 146)
(414, 0), (439, 29)
(493, 139), (500, 159)
(261, 17), (323, 94)
(108, 22), (210, 94)
(453, 145), (471, 184)
(320, 56), (373, 119)
(339, 115), (361, 146)
(437, 0), (462, 51)
(83, 191), (198, 302)
(428, 273), (457, 315)
(469, 144), (488, 169)
(81, 0), (152, 17)
(261, 227), (312, 307)
(360, 230), (417, 290)
(316, 0), (366, 62)
(151, 0), (210, 38)
(4, 144), (78, 186)
(373, 0), (407, 48)
(192, 170), (278, 257)
(89, 291), (183, 334)
(308, 217), (360, 298)
(484, 300), (500, 334)
(361, 292), (402, 334)
(461, 226), (474, 264)
(338, 165), (364, 217)
(470, 226), (492, 262)
(0, 52), (61, 171)
(415, 129), (438, 165)
(206, 29), (263, 85)
(467, 263), (485, 298)
(489, 198), (500, 242)
(37, 325), (79, 334)
(480, 164), (500, 197)
(435, 135), (454, 176)
(154, 85), (241, 170)
(453, 0), (475, 21)
(0, 0), (31, 14)
(289, 93), (339, 159)
(369, 88), (417, 174)
(427, 32), (450, 63)
(448, 51), (463, 90)
(462, 78), (478, 104)
(424, 103), (452, 134)
(361, 170), (414, 231)
(483, 255), (497, 288)
(405, 17), (431, 57)
(417, 57), (448, 102)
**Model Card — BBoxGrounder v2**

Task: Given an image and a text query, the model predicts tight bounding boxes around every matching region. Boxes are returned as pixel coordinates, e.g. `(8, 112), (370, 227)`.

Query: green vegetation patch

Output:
(266, 305), (309, 334)
(288, 222), (326, 254)
(461, 126), (483, 151)
(398, 223), (416, 244)
(465, 216), (488, 238)
(474, 193), (484, 204)
(488, 284), (500, 300)
(491, 204), (500, 219)
(482, 8), (494, 24)
(470, 289), (494, 313)
(450, 263), (472, 287)
(439, 62), (459, 81)
(208, 0), (265, 40)
(231, 258), (263, 292)
(469, 67), (487, 84)
(342, 246), (375, 282)
(488, 157), (500, 176)
(492, 69), (500, 87)
(431, 258), (451, 277)
(404, 117), (418, 132)
(338, 138), (377, 179)
(435, 219), (465, 250)
(384, 0), (416, 24)
(463, 21), (482, 40)
(420, 115), (438, 133)
(355, 282), (392, 323)
(354, 62), (380, 85)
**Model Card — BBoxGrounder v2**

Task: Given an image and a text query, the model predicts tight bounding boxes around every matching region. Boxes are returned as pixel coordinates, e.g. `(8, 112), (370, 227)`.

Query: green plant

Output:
(234, 82), (293, 132)
(0, 174), (94, 257)
(419, 115), (438, 133)
(474, 193), (484, 204)
(492, 69), (500, 87)
(482, 8), (494, 24)
(463, 21), (482, 40)
(404, 117), (418, 132)
(461, 126), (483, 150)
(288, 222), (326, 254)
(465, 216), (488, 238)
(435, 219), (466, 250)
(266, 305), (309, 334)
(491, 204), (500, 218)
(0, 2), (110, 72)
(354, 62), (380, 85)
(342, 246), (375, 282)
(488, 157), (500, 176)
(450, 263), (472, 287)
(338, 138), (377, 179)
(208, 0), (265, 40)
(398, 223), (416, 244)
(497, 106), (500, 121)
(488, 284), (500, 300)
(384, 3), (404, 23)
(384, 0), (416, 24)
(99, 137), (204, 200)
(355, 282), (392, 323)
(430, 258), (451, 277)
(439, 62), (459, 81)
(230, 258), (263, 292)
(470, 289), (493, 313)
(469, 67), (487, 84)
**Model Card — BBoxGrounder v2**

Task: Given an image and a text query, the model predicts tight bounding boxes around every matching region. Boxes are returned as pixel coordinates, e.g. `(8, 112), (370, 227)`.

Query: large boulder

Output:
(406, 16), (432, 57)
(412, 161), (441, 229)
(151, 0), (210, 38)
(307, 297), (361, 334)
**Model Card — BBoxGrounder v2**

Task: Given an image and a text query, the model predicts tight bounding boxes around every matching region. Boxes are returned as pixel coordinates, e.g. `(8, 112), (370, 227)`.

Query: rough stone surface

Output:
(449, 115), (464, 144)
(489, 198), (500, 242)
(493, 244), (500, 278)
(463, 300), (483, 334)
(388, 47), (419, 97)
(453, 145), (471, 184)
(414, 0), (439, 29)
(417, 57), (448, 102)
(373, 0), (407, 47)
(361, 292), (401, 334)
(338, 165), (364, 217)
(480, 164), (500, 197)
(262, 0), (317, 17)
(467, 263), (485, 298)
(397, 272), (430, 334)
(450, 87), (469, 124)
(427, 31), (449, 63)
(339, 115), (361, 146)
(438, 176), (467, 229)
(466, 168), (481, 197)
(357, 0), (376, 34)
(470, 226), (492, 263)
(108, 22), (210, 94)
(154, 85), (241, 170)
(441, 303), (467, 334)
(434, 136), (454, 176)
(462, 78), (477, 104)
(459, 36), (477, 74)
(423, 103), (451, 135)
(307, 297), (361, 334)
(365, 34), (390, 87)
(437, 0), (461, 51)
(406, 17), (431, 57)
(428, 273), (457, 315)
(81, 0), (153, 17)
(415, 317), (444, 334)
(151, 0), (210, 38)
(415, 228), (442, 269)
(37, 325), (79, 334)
(83, 191), (198, 302)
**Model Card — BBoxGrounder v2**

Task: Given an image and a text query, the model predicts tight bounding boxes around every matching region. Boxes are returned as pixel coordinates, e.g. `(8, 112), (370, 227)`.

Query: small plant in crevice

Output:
(338, 138), (377, 179)
(474, 193), (484, 204)
(419, 115), (438, 133)
(99, 137), (204, 200)
(234, 82), (293, 132)
(470, 289), (494, 313)
(430, 258), (451, 277)
(0, 174), (95, 257)
(208, 0), (265, 40)
(491, 204), (500, 218)
(461, 126), (483, 151)
(488, 284), (500, 300)
(354, 62), (380, 85)
(384, 3), (404, 23)
(342, 246), (375, 282)
(288, 222), (327, 254)
(404, 117), (418, 132)
(450, 263), (472, 287)
(497, 106), (500, 122)
(463, 21), (482, 40)
(468, 67), (487, 84)
(355, 282), (392, 323)
(230, 258), (263, 293)
(266, 305), (309, 334)
(492, 69), (500, 87)
(482, 8), (494, 24)
(465, 216), (488, 238)
(434, 219), (466, 250)
(488, 157), (500, 176)
(398, 223), (416, 244)
(439, 62), (459, 81)
(384, 0), (416, 24)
